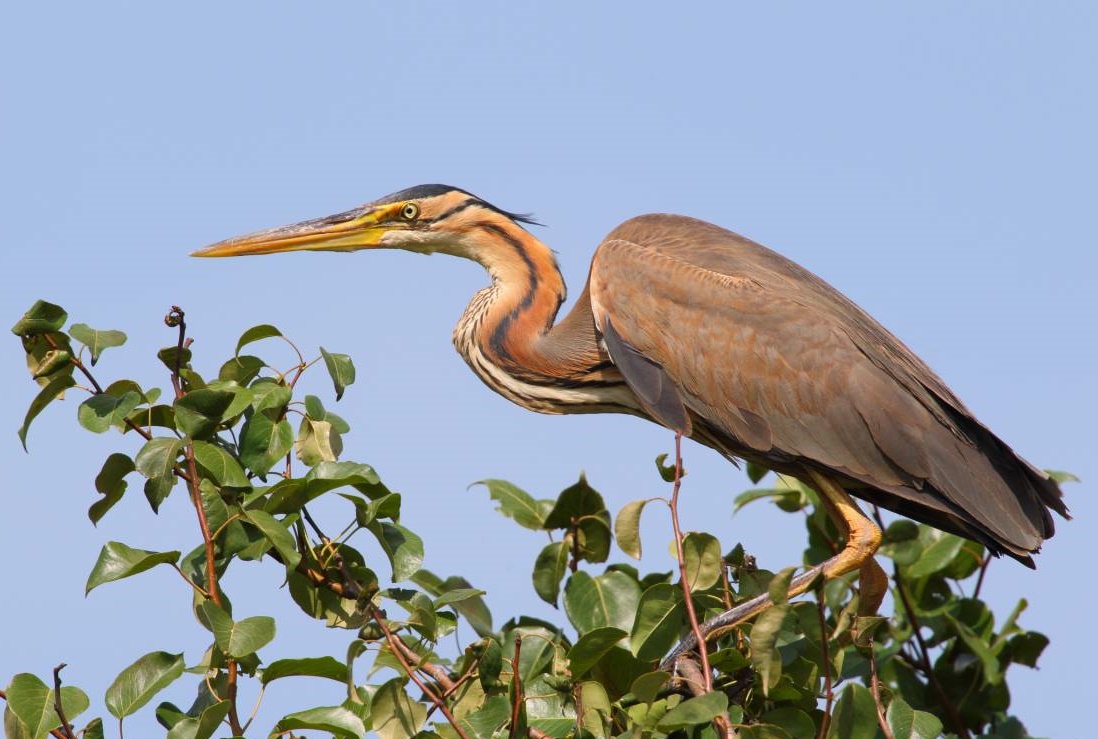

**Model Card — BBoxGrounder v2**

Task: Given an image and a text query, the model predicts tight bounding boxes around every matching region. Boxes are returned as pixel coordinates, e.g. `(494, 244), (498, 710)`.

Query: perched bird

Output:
(194, 184), (1067, 634)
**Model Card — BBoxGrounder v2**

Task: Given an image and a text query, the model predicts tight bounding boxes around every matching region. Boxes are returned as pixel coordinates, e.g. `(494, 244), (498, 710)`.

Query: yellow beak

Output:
(191, 206), (392, 257)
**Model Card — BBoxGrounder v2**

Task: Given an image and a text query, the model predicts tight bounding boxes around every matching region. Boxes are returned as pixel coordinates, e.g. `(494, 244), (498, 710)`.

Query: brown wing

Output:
(588, 214), (1066, 562)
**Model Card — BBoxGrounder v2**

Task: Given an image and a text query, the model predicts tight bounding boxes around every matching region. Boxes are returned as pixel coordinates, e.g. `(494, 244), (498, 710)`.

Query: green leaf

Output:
(944, 612), (1003, 684)
(371, 678), (426, 739)
(682, 532), (722, 591)
(69, 323), (126, 365)
(568, 627), (627, 677)
(533, 540), (569, 606)
(885, 695), (943, 739)
(296, 417), (341, 465)
(630, 670), (671, 705)
(826, 683), (879, 739)
(749, 604), (789, 694)
(1045, 469), (1080, 484)
(656, 691), (728, 731)
(3, 673), (89, 738)
(412, 571), (493, 637)
(173, 388), (236, 439)
(564, 570), (641, 634)
(261, 656), (348, 685)
(144, 475), (177, 512)
(654, 452), (682, 482)
(191, 440), (250, 487)
(239, 413), (293, 476)
(219, 354), (265, 384)
(265, 460), (384, 513)
(17, 372), (76, 449)
(235, 323), (283, 356)
(460, 695), (511, 739)
(320, 347), (356, 401)
(124, 404), (176, 434)
(156, 345), (192, 372)
(90, 452), (135, 524)
(615, 498), (658, 559)
(904, 529), (965, 578)
(1006, 631), (1049, 668)
(11, 300), (67, 335)
(250, 381), (291, 413)
(476, 479), (552, 530)
(135, 437), (182, 479)
(86, 542), (180, 594)
(477, 638), (503, 691)
(165, 700), (230, 739)
(274, 706), (366, 738)
(760, 707), (815, 738)
(243, 509), (301, 569)
(341, 491), (402, 527)
(542, 474), (606, 529)
(105, 651), (185, 719)
(366, 521), (424, 581)
(575, 514), (612, 564)
(30, 348), (72, 379)
(505, 624), (560, 684)
(77, 392), (141, 433)
(767, 566), (796, 606)
(198, 601), (276, 658)
(631, 583), (685, 661)
(433, 588), (487, 608)
(746, 461), (770, 483)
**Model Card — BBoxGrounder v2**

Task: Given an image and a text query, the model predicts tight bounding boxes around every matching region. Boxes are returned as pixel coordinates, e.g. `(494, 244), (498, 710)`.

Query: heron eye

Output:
(400, 202), (420, 221)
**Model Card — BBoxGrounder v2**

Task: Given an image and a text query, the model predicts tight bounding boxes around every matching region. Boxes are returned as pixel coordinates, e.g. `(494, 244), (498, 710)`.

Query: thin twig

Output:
(973, 556), (992, 599)
(368, 605), (472, 739)
(668, 433), (713, 691)
(50, 665), (78, 739)
(815, 591), (834, 739)
(568, 517), (580, 573)
(868, 640), (895, 739)
(42, 334), (154, 442)
(667, 435), (732, 738)
(893, 569), (970, 738)
(165, 308), (244, 737)
(509, 636), (524, 739)
(719, 560), (734, 611)
(869, 508), (969, 738)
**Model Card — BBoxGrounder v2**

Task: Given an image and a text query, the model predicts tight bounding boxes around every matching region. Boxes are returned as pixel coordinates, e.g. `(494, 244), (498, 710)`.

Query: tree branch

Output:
(668, 433), (713, 690)
(367, 605), (472, 739)
(165, 307), (243, 737)
(508, 635), (524, 739)
(815, 590), (834, 739)
(51, 664), (78, 739)
(868, 640), (895, 739)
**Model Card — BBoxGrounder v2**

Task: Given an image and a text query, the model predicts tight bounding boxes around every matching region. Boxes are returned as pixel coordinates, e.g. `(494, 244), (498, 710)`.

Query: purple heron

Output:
(194, 184), (1067, 641)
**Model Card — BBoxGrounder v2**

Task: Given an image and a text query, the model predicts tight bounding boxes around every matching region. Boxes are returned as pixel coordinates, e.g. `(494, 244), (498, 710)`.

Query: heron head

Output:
(191, 184), (538, 260)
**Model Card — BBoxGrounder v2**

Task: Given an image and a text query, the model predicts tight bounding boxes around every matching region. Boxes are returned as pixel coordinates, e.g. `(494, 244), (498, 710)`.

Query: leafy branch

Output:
(6, 300), (1070, 739)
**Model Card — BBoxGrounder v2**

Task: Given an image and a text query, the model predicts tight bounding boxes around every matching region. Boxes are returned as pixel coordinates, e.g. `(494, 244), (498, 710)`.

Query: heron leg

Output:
(805, 469), (887, 616)
(660, 470), (884, 671)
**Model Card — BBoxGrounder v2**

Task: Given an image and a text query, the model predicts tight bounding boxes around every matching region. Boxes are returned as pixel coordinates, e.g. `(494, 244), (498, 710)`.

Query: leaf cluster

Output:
(5, 300), (1065, 739)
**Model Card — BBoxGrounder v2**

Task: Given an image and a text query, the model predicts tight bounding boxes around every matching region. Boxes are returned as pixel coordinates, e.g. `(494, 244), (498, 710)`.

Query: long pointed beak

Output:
(191, 205), (391, 257)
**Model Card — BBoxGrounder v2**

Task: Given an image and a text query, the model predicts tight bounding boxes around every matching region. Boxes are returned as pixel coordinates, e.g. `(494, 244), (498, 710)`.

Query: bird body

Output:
(195, 184), (1067, 572)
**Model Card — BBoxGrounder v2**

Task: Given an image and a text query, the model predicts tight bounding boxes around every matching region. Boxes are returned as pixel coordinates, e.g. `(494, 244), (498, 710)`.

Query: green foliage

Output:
(7, 300), (1069, 739)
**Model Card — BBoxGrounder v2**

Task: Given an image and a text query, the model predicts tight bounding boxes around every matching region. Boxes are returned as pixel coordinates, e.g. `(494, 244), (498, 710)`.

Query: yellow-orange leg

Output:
(806, 469), (887, 617)
(661, 470), (885, 670)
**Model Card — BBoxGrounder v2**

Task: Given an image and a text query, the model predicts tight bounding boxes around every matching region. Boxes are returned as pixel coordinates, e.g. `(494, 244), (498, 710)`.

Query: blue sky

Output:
(2, 3), (1095, 736)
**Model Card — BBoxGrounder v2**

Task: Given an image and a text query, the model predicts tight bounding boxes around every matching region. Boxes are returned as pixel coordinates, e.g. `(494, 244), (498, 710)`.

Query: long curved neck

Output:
(451, 221), (632, 414)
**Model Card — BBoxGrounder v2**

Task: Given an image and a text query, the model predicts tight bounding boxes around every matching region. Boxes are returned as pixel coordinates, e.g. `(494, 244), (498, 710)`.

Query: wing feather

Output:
(587, 215), (1065, 558)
